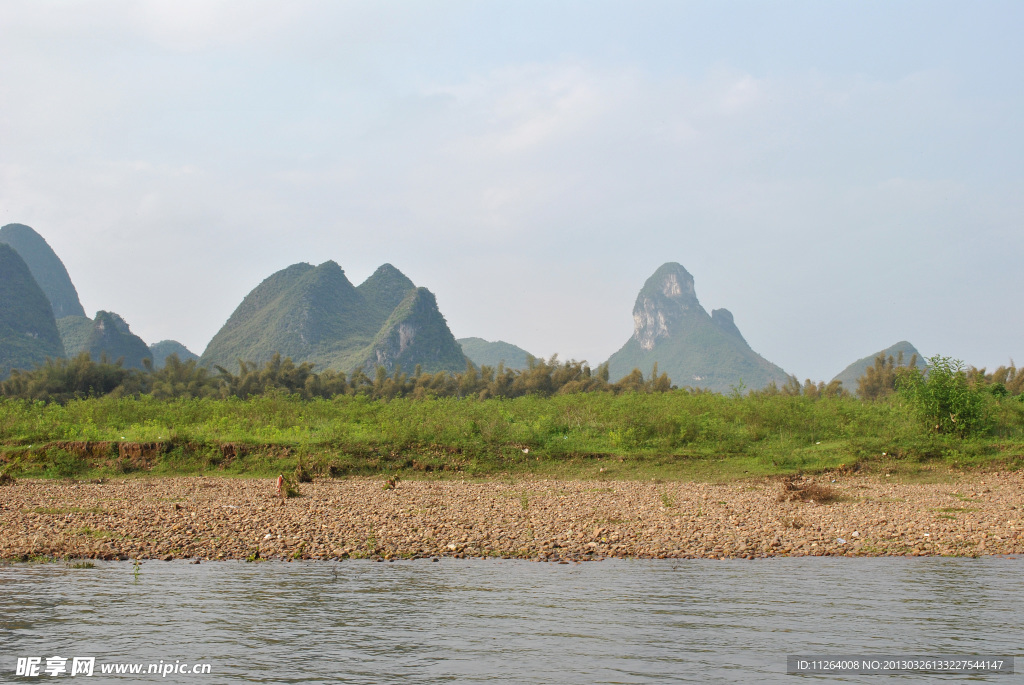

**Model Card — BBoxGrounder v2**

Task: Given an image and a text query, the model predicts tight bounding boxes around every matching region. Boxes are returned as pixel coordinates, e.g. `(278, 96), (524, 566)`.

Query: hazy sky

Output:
(2, 1), (1021, 381)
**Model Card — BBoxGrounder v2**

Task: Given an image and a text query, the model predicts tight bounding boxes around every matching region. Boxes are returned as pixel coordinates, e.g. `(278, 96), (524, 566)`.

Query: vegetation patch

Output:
(66, 560), (96, 569)
(0, 354), (1021, 482)
(279, 475), (302, 499)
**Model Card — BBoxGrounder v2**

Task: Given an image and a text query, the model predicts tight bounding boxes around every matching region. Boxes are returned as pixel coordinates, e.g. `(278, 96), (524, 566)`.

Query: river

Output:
(1, 557), (1019, 683)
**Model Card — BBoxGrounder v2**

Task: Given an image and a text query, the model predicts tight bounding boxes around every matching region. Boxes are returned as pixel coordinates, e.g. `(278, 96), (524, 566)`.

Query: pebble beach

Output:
(1, 473), (1022, 562)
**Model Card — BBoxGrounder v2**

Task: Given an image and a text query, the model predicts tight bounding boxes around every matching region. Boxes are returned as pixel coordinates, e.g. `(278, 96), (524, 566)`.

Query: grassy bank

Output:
(2, 391), (1023, 481)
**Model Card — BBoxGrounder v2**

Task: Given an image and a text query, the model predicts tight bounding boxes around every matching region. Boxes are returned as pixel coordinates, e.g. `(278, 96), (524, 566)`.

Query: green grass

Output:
(1, 392), (1022, 481)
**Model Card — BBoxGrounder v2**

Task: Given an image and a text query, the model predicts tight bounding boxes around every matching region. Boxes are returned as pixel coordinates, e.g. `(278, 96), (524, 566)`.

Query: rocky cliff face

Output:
(631, 264), (702, 350)
(605, 262), (789, 392)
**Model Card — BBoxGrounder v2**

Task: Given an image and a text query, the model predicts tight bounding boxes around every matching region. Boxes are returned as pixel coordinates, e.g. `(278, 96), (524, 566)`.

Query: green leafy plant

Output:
(293, 458), (313, 483)
(280, 475), (302, 498)
(897, 355), (990, 437)
(44, 448), (87, 479)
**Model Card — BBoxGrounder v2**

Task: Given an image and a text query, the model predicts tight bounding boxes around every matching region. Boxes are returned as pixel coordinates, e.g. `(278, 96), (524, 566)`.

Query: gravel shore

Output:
(1, 473), (1022, 562)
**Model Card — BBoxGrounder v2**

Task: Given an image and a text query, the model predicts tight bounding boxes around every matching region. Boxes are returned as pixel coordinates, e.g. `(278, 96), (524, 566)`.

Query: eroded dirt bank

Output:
(1, 473), (1022, 562)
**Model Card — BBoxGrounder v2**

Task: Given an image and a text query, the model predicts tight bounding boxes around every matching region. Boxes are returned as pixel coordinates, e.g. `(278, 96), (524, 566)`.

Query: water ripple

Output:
(0, 557), (1020, 683)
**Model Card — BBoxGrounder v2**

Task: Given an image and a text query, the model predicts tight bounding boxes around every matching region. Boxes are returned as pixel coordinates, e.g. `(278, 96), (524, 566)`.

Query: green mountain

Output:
(56, 315), (95, 356)
(149, 340), (199, 369)
(0, 223), (86, 319)
(605, 263), (790, 392)
(458, 337), (534, 370)
(57, 311), (152, 369)
(831, 340), (925, 394)
(200, 261), (469, 374)
(356, 263), (415, 324)
(366, 287), (468, 373)
(88, 311), (151, 369)
(0, 243), (65, 376)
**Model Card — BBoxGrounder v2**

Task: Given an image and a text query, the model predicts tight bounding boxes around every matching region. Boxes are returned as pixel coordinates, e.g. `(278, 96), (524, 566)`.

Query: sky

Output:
(2, 0), (1022, 382)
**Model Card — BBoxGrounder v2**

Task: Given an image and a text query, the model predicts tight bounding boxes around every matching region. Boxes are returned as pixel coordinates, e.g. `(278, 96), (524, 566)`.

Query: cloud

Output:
(1, 5), (1020, 378)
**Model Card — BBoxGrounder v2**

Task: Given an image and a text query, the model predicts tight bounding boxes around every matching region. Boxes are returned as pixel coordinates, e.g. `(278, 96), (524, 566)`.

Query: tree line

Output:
(850, 351), (1022, 400)
(2, 350), (1020, 404)
(0, 352), (671, 402)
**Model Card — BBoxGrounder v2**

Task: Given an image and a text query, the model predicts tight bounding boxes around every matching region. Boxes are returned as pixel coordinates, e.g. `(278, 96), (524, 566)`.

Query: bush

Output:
(897, 355), (989, 437)
(43, 448), (88, 479)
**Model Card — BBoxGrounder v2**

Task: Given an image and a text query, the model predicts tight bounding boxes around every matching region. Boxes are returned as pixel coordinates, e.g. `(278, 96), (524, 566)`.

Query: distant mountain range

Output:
(149, 340), (199, 368)
(58, 311), (152, 370)
(0, 224), (196, 375)
(0, 223), (936, 392)
(457, 338), (534, 370)
(605, 262), (791, 392)
(200, 261), (468, 374)
(831, 340), (925, 395)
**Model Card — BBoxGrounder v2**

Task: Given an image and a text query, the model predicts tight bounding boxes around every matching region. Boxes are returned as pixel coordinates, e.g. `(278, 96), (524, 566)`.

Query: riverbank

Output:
(5, 393), (1024, 484)
(2, 472), (1022, 561)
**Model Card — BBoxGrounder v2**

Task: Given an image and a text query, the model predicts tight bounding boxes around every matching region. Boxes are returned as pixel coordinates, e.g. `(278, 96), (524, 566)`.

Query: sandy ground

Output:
(1, 473), (1022, 562)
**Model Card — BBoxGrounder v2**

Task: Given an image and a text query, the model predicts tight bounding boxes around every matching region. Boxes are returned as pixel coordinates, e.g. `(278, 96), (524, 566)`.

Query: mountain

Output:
(88, 311), (151, 369)
(365, 287), (468, 373)
(200, 261), (469, 374)
(56, 315), (95, 356)
(604, 263), (790, 392)
(57, 311), (152, 369)
(0, 224), (152, 370)
(0, 243), (65, 376)
(149, 340), (199, 369)
(356, 263), (415, 324)
(831, 340), (925, 394)
(458, 337), (534, 370)
(0, 223), (86, 319)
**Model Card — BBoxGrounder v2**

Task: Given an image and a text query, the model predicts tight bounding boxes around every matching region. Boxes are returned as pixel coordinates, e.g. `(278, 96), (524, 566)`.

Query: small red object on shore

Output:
(276, 474), (284, 498)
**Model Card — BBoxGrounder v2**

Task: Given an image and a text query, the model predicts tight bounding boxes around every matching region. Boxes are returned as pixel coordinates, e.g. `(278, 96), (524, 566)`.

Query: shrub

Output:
(43, 448), (88, 479)
(897, 355), (989, 437)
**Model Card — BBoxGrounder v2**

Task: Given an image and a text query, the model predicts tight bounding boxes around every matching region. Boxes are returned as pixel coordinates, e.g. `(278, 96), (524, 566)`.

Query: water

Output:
(1, 557), (1019, 683)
